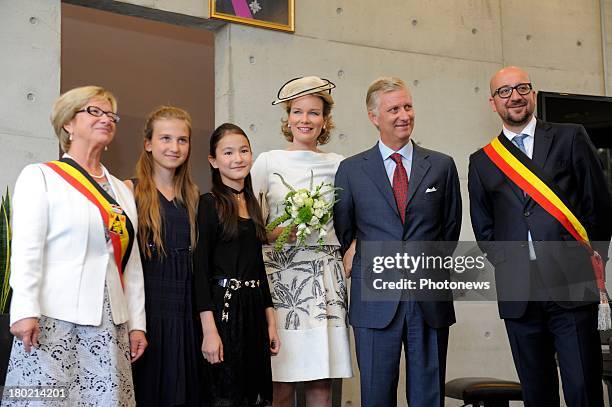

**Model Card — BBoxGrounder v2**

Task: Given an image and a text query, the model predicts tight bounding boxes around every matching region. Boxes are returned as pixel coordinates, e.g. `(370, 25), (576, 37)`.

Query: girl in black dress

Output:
(194, 123), (280, 407)
(126, 106), (201, 406)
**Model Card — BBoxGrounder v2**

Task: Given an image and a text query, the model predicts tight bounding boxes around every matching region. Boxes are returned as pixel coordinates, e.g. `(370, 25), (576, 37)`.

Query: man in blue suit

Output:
(333, 77), (461, 406)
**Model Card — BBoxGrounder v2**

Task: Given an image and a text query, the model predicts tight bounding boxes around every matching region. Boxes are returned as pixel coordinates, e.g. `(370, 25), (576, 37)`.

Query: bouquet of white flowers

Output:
(266, 171), (339, 252)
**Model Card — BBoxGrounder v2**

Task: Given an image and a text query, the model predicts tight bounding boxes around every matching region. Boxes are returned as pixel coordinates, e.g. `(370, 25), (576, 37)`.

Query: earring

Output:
(104, 146), (108, 151)
(69, 133), (73, 141)
(288, 124), (291, 128)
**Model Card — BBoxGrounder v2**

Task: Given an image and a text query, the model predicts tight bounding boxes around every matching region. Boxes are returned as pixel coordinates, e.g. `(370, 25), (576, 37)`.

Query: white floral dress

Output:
(251, 150), (353, 382)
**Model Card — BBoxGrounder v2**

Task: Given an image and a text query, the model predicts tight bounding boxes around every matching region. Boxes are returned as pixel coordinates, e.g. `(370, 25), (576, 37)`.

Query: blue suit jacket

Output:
(333, 142), (461, 329)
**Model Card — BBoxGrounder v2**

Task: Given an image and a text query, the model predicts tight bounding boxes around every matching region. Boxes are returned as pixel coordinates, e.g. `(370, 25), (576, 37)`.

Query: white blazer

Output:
(9, 162), (146, 332)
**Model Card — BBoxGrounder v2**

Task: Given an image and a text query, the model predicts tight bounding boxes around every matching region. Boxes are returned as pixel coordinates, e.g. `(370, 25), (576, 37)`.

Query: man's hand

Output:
(343, 240), (357, 278)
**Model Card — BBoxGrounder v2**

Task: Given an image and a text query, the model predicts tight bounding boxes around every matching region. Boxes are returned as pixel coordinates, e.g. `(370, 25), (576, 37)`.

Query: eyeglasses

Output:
(492, 83), (533, 98)
(76, 106), (120, 123)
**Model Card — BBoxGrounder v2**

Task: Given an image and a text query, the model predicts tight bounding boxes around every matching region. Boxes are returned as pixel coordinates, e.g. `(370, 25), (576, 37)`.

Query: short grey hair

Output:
(366, 77), (408, 116)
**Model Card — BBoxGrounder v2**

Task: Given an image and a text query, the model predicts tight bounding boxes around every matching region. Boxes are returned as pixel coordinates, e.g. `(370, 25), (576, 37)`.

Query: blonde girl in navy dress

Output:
(126, 106), (201, 406)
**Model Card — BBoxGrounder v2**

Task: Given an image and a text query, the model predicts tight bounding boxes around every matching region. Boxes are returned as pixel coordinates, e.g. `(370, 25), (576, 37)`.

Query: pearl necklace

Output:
(88, 167), (105, 179)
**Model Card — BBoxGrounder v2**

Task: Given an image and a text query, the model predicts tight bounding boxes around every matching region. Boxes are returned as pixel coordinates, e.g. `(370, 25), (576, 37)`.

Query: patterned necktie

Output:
(390, 153), (408, 224)
(513, 134), (528, 155)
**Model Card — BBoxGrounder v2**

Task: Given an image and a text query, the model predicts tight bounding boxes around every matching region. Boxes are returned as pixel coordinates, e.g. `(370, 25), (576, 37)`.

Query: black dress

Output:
(194, 193), (273, 407)
(132, 190), (202, 406)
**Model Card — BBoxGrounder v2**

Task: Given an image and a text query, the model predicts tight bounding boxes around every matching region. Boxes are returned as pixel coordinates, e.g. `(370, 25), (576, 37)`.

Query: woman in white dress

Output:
(251, 76), (352, 407)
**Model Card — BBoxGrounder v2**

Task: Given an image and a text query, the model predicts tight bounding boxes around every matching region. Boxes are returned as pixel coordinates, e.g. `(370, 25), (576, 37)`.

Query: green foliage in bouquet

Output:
(0, 188), (11, 314)
(265, 171), (339, 252)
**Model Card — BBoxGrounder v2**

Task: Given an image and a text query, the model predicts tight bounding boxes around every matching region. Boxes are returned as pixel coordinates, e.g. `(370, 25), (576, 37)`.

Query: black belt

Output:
(215, 278), (261, 289)
(214, 278), (262, 322)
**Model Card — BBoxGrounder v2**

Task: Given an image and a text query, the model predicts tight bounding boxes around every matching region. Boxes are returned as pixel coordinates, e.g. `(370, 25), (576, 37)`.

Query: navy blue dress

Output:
(132, 191), (202, 406)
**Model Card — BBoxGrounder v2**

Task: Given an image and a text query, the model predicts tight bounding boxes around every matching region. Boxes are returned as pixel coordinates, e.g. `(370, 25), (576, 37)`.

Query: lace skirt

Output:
(3, 287), (135, 406)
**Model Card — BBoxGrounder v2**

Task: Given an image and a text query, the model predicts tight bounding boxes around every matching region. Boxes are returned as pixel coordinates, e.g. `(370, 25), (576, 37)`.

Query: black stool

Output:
(445, 377), (523, 407)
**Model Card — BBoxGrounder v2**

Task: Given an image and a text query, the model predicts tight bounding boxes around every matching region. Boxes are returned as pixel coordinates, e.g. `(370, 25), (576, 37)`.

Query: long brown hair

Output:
(135, 106), (199, 258)
(209, 123), (267, 242)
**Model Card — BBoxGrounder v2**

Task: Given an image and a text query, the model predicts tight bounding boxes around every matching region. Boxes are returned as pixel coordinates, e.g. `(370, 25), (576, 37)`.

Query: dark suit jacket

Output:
(333, 142), (461, 329)
(468, 120), (612, 318)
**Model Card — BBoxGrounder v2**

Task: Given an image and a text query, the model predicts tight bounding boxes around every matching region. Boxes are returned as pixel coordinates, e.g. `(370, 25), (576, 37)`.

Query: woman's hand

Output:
(343, 240), (357, 278)
(268, 325), (281, 356)
(265, 307), (280, 356)
(202, 331), (224, 364)
(129, 330), (147, 362)
(266, 226), (297, 244)
(200, 311), (223, 364)
(10, 317), (40, 353)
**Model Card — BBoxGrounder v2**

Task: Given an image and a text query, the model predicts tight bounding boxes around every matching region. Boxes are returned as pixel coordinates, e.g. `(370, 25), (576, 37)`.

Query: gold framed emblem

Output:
(210, 0), (295, 33)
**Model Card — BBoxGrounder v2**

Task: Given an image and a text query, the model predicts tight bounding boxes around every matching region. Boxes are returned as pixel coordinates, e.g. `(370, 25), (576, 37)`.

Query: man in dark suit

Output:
(334, 77), (461, 406)
(468, 66), (612, 406)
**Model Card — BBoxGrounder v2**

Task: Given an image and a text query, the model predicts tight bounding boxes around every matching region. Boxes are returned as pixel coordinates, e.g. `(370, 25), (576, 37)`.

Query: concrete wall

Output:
(3, 0), (612, 405)
(114, 0), (210, 19)
(0, 0), (60, 192)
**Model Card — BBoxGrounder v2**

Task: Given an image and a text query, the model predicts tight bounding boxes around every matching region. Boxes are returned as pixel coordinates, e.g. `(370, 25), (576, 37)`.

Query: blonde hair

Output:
(280, 91), (335, 145)
(366, 77), (407, 116)
(135, 106), (199, 259)
(51, 86), (117, 153)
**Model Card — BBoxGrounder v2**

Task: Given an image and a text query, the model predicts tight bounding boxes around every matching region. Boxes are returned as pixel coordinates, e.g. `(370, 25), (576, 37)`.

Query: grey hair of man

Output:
(366, 76), (409, 117)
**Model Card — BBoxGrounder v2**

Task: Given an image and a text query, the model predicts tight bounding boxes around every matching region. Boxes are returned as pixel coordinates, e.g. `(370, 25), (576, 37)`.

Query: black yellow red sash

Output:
(44, 158), (134, 287)
(483, 135), (606, 295)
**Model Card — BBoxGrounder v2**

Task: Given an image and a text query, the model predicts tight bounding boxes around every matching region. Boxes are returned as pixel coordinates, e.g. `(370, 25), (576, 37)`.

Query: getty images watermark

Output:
(371, 251), (490, 291)
(358, 241), (604, 303)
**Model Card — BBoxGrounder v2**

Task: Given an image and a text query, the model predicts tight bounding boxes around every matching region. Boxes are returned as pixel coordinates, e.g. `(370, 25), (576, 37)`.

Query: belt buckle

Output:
(244, 279), (258, 287)
(229, 279), (241, 290)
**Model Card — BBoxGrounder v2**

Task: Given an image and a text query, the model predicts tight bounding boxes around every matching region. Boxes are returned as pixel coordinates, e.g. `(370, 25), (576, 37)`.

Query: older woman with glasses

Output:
(4, 86), (147, 406)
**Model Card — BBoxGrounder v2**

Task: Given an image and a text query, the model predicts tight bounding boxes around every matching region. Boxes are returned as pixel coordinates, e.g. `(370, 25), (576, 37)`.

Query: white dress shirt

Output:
(378, 139), (414, 184)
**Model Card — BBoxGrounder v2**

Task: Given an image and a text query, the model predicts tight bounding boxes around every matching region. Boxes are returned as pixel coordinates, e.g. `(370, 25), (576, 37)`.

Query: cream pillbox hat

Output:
(272, 76), (336, 105)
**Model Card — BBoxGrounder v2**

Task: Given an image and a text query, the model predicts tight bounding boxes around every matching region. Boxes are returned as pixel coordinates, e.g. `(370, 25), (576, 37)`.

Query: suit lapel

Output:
(531, 120), (553, 170)
(407, 144), (431, 204)
(403, 144), (431, 235)
(361, 143), (399, 216)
